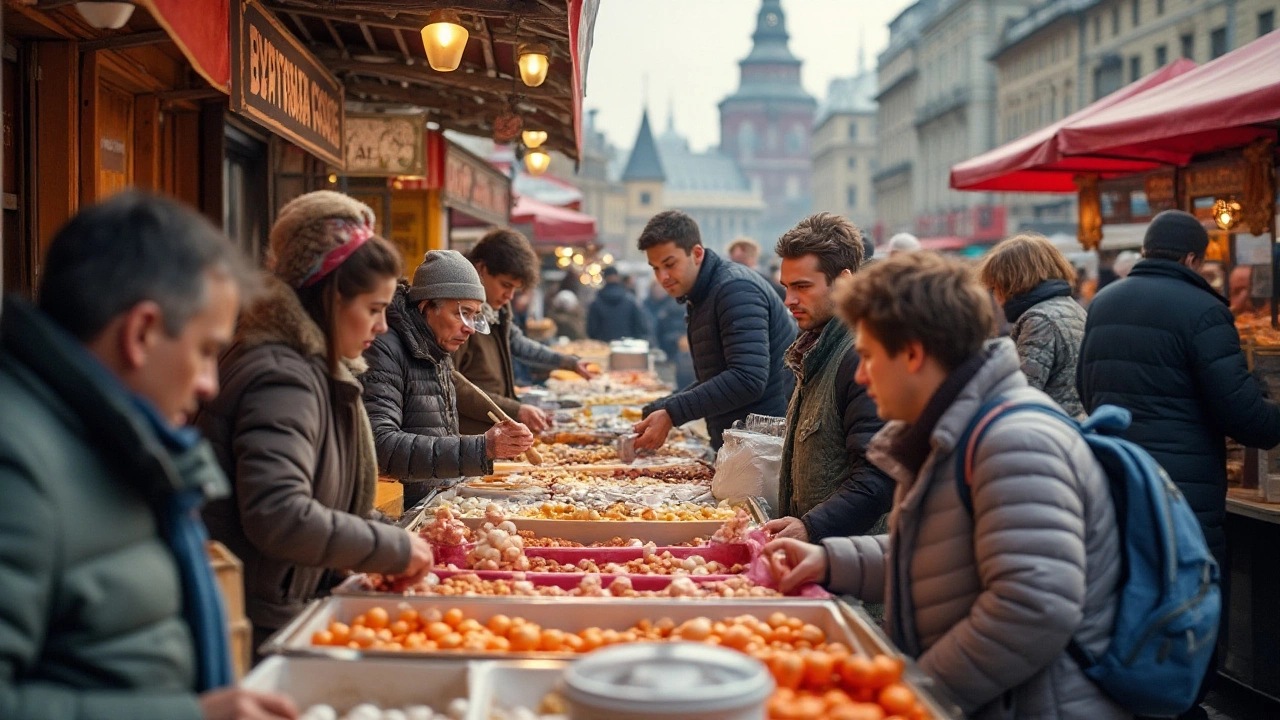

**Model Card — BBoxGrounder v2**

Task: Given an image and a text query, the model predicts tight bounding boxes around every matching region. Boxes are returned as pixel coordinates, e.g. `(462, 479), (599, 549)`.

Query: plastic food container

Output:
(562, 642), (773, 719)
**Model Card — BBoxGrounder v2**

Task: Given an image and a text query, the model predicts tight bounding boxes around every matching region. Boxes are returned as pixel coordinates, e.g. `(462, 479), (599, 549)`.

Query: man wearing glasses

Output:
(363, 249), (535, 507)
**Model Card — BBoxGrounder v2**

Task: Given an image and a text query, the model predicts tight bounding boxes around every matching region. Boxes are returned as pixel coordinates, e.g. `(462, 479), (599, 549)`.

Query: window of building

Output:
(847, 121), (858, 140)
(1094, 58), (1124, 100)
(1093, 14), (1101, 44)
(1111, 4), (1120, 36)
(1181, 33), (1195, 59)
(1260, 11), (1275, 37)
(1155, 44), (1168, 67)
(639, 192), (651, 206)
(847, 156), (857, 170)
(1157, 0), (1165, 15)
(1129, 56), (1142, 82)
(1211, 27), (1227, 58)
(1132, 0), (1140, 26)
(786, 125), (805, 155)
(847, 186), (858, 208)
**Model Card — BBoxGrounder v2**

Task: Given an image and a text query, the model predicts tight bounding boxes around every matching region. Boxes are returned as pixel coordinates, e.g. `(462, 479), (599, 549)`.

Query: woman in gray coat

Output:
(198, 192), (434, 645)
(980, 234), (1088, 418)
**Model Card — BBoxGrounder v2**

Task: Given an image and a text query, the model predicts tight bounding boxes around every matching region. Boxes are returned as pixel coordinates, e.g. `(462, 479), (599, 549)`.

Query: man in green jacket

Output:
(763, 213), (893, 542)
(0, 192), (296, 720)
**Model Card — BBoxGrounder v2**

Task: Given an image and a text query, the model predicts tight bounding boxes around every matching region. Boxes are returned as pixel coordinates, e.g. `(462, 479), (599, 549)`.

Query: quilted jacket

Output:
(822, 340), (1128, 720)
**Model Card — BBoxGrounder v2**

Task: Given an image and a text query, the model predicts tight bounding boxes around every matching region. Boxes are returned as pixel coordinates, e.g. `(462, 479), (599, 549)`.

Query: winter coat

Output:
(1078, 259), (1280, 563)
(547, 304), (587, 341)
(454, 305), (577, 435)
(197, 278), (411, 634)
(643, 249), (796, 448)
(1004, 282), (1087, 418)
(362, 285), (492, 501)
(823, 340), (1126, 720)
(587, 282), (652, 342)
(645, 293), (686, 359)
(778, 320), (893, 541)
(0, 298), (219, 720)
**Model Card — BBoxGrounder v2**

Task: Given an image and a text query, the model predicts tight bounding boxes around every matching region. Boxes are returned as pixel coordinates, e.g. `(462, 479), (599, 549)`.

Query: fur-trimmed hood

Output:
(233, 275), (367, 381)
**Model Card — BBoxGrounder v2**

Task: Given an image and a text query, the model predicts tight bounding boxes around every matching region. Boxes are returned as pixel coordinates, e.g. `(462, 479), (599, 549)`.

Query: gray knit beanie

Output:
(407, 250), (486, 303)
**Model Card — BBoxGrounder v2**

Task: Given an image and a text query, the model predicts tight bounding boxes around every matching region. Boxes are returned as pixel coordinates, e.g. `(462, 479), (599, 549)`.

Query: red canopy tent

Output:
(511, 195), (597, 246)
(1057, 31), (1280, 163)
(950, 59), (1196, 192)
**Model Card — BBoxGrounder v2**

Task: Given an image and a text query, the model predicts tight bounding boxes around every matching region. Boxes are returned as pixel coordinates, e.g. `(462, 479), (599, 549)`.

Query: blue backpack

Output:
(955, 399), (1220, 717)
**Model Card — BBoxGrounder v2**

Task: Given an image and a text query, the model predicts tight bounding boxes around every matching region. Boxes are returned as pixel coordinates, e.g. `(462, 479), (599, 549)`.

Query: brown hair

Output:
(296, 235), (402, 372)
(775, 213), (865, 282)
(467, 228), (539, 288)
(836, 252), (992, 371)
(638, 210), (702, 253)
(979, 233), (1076, 298)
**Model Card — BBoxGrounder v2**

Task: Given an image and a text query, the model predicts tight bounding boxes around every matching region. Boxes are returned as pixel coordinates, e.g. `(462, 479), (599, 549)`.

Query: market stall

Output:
(246, 367), (962, 720)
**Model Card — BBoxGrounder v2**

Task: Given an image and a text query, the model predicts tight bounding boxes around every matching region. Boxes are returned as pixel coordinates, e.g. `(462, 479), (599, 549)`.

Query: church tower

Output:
(620, 109), (666, 262)
(718, 0), (816, 247)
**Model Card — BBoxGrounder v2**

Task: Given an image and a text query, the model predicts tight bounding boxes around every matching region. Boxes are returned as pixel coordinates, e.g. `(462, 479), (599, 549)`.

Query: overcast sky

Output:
(582, 0), (916, 154)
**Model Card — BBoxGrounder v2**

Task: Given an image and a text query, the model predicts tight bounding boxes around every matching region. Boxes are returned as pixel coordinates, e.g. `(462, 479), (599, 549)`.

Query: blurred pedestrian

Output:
(886, 232), (921, 256)
(197, 191), (435, 650)
(768, 252), (1126, 720)
(0, 191), (296, 719)
(587, 266), (651, 342)
(728, 236), (787, 299)
(547, 288), (587, 341)
(980, 233), (1087, 418)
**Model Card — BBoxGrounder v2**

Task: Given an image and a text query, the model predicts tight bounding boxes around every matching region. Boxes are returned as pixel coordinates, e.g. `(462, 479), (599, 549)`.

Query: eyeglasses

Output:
(456, 302), (490, 334)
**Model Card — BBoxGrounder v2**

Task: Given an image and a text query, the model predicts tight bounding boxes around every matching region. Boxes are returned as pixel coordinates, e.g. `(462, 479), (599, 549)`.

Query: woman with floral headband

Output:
(196, 191), (434, 649)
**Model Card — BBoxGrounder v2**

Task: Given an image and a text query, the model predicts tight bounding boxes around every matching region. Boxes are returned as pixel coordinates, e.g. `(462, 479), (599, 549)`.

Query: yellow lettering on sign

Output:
(249, 25), (261, 96)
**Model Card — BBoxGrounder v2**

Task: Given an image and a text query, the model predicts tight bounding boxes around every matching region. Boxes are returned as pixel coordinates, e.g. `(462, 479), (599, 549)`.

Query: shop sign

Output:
(442, 141), (510, 227)
(345, 113), (426, 177)
(231, 0), (344, 167)
(1143, 171), (1176, 216)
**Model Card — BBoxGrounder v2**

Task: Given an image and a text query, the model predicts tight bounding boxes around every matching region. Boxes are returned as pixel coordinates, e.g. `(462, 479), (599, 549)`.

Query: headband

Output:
(298, 220), (374, 288)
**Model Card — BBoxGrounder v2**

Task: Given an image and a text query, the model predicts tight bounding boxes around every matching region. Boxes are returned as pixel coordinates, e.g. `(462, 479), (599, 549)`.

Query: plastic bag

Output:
(712, 428), (782, 514)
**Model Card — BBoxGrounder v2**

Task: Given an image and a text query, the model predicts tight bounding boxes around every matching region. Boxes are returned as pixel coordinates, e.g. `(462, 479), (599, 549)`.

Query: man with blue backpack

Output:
(767, 252), (1219, 719)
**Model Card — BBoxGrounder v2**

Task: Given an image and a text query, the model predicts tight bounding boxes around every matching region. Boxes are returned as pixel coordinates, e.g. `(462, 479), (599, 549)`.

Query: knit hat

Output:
(269, 190), (377, 288)
(407, 250), (486, 303)
(887, 233), (921, 254)
(1143, 210), (1209, 258)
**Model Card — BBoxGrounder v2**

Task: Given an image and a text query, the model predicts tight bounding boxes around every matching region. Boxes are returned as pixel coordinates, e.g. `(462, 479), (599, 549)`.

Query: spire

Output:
(743, 0), (800, 65)
(621, 109), (666, 182)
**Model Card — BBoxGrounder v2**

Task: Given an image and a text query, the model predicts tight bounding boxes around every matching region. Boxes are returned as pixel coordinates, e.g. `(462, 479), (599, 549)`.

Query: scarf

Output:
(1002, 279), (1072, 324)
(784, 328), (824, 382)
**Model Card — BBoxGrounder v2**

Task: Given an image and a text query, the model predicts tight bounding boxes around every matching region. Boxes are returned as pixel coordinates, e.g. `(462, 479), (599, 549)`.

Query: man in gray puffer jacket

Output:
(768, 253), (1128, 720)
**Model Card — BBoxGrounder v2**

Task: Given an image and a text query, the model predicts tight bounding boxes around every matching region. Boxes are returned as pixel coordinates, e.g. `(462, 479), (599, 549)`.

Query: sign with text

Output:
(442, 140), (510, 227)
(345, 113), (425, 176)
(231, 0), (344, 167)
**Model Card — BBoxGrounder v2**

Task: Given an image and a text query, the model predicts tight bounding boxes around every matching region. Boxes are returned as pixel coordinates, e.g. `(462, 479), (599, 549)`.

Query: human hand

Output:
(485, 420), (536, 459)
(632, 409), (673, 451)
(575, 359), (600, 379)
(762, 537), (829, 594)
(517, 404), (550, 433)
(199, 687), (299, 720)
(380, 531), (435, 592)
(763, 516), (809, 542)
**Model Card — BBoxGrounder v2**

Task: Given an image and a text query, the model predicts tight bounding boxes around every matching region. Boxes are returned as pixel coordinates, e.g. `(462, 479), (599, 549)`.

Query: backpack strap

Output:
(953, 397), (1099, 670)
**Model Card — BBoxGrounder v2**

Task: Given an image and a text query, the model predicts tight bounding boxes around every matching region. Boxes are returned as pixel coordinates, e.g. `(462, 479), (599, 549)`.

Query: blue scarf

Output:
(129, 396), (235, 691)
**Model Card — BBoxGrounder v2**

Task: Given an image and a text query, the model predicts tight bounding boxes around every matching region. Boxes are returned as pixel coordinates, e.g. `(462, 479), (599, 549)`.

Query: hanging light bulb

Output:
(522, 130), (548, 149)
(517, 43), (550, 87)
(327, 173), (338, 185)
(524, 149), (551, 176)
(1212, 198), (1242, 230)
(74, 2), (135, 29)
(579, 273), (592, 285)
(421, 9), (469, 72)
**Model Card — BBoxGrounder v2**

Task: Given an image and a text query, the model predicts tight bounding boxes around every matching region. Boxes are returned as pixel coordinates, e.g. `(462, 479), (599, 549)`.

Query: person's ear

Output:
(903, 340), (927, 374)
(692, 245), (705, 264)
(119, 301), (164, 371)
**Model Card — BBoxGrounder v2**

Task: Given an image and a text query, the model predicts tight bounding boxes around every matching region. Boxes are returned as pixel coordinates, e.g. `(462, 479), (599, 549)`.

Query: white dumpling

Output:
(403, 707), (434, 720)
(346, 703), (381, 720)
(300, 705), (338, 720)
(446, 698), (469, 719)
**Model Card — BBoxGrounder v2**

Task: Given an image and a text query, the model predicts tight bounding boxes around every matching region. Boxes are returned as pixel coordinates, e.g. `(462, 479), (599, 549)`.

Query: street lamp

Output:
(421, 9), (469, 72)
(517, 43), (550, 87)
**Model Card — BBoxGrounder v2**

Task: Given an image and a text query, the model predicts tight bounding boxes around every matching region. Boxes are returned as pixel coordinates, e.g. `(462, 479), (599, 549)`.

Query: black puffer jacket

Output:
(1078, 259), (1280, 562)
(587, 282), (651, 342)
(363, 285), (492, 502)
(644, 249), (796, 448)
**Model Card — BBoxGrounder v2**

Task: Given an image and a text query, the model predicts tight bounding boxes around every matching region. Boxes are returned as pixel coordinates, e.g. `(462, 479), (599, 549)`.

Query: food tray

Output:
(470, 660), (569, 717)
(422, 541), (752, 568)
(242, 655), (472, 712)
(262, 598), (851, 661)
(335, 569), (743, 595)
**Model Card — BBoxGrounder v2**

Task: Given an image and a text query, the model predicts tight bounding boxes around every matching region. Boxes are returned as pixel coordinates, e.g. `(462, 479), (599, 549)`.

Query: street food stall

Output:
(953, 29), (1280, 701)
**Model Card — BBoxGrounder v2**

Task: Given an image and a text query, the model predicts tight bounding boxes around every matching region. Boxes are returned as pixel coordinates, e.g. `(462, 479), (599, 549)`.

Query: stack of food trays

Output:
(253, 597), (961, 720)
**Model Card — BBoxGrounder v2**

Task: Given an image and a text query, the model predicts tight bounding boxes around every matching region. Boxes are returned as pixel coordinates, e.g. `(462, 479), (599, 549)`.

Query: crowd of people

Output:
(1, 187), (1274, 720)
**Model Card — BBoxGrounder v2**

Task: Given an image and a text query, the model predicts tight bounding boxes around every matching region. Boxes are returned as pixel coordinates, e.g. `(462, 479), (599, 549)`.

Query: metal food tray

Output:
(242, 655), (472, 712)
(468, 660), (570, 717)
(261, 597), (850, 662)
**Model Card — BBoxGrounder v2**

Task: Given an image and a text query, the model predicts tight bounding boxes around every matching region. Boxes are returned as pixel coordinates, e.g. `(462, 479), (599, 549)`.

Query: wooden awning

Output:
(263, 0), (596, 160)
